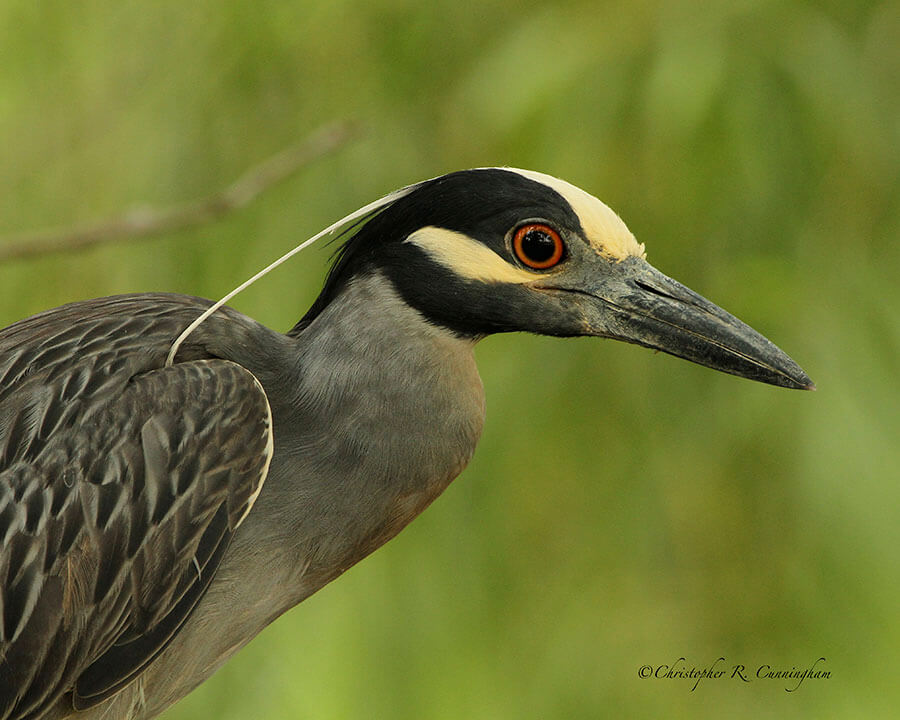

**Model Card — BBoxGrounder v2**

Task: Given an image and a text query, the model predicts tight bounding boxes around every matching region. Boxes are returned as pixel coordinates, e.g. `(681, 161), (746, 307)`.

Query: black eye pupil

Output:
(520, 230), (555, 262)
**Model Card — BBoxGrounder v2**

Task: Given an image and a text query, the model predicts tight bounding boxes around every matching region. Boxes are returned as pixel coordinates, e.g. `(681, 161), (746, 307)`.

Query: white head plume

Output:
(165, 179), (427, 366)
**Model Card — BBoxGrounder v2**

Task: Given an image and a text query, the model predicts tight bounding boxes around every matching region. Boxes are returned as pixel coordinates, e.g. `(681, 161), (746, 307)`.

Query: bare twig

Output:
(0, 120), (360, 263)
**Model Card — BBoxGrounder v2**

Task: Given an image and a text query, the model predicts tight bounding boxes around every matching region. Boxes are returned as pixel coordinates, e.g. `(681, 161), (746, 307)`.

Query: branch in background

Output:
(0, 120), (360, 263)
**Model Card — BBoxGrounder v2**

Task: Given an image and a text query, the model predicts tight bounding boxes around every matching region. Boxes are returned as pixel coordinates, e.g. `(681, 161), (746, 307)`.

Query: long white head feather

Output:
(165, 180), (426, 366)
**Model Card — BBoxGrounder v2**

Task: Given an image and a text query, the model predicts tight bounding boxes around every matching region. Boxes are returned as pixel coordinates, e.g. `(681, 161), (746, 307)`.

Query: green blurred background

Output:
(2, 0), (898, 717)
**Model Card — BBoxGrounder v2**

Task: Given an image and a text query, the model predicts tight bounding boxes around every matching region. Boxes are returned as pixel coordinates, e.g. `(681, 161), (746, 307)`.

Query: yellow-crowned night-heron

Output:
(0, 168), (813, 720)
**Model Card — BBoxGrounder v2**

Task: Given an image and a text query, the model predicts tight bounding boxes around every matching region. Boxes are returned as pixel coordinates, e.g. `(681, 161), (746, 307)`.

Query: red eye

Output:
(512, 223), (565, 269)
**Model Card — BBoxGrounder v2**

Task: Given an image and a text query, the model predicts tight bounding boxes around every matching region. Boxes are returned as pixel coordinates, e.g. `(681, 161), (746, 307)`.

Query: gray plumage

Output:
(1, 280), (483, 720)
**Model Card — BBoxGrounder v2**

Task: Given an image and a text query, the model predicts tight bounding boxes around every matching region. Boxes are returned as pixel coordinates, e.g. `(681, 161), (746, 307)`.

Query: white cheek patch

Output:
(506, 168), (646, 261)
(405, 226), (538, 284)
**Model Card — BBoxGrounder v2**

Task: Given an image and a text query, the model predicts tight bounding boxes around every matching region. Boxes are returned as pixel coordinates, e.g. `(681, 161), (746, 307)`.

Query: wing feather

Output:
(0, 295), (274, 720)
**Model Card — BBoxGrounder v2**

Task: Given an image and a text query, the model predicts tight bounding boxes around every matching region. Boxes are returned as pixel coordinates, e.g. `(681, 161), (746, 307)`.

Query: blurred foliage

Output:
(1, 0), (898, 718)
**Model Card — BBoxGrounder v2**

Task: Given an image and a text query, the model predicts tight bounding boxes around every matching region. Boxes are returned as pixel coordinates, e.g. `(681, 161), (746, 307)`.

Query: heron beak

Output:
(572, 256), (815, 390)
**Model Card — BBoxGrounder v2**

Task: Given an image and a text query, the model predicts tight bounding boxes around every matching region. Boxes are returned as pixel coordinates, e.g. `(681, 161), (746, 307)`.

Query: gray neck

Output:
(244, 273), (485, 600)
(105, 275), (486, 719)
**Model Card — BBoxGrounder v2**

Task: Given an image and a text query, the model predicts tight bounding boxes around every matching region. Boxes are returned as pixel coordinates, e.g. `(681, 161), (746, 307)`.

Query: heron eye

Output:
(512, 224), (565, 269)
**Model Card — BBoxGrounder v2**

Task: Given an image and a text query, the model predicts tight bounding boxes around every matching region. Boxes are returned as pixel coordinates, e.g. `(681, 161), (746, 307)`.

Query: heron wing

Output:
(0, 295), (273, 720)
